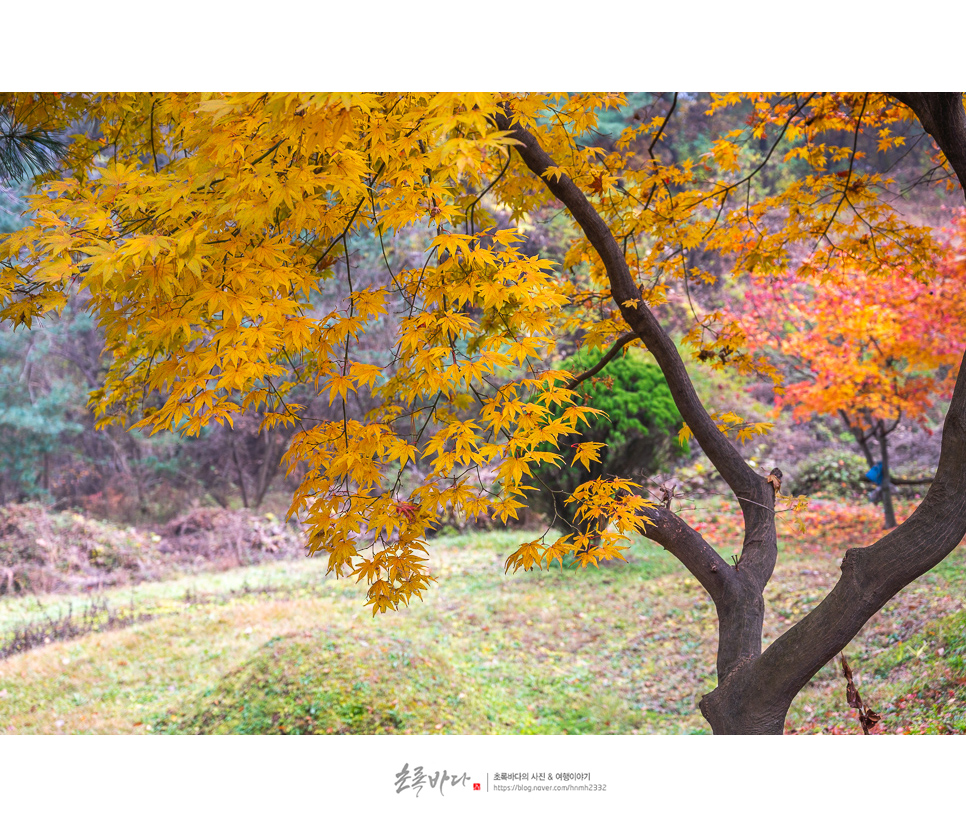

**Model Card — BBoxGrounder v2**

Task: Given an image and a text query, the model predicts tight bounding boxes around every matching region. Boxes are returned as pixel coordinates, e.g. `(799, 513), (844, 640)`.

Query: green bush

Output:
(527, 346), (685, 536)
(792, 449), (869, 496)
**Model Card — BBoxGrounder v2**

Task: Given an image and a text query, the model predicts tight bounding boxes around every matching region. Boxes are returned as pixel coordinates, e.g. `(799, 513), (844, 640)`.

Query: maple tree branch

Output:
(313, 197), (365, 271)
(639, 93), (678, 212)
(630, 497), (769, 678)
(311, 112), (425, 273)
(889, 93), (966, 197)
(250, 137), (287, 167)
(564, 332), (639, 390)
(465, 147), (511, 235)
(678, 93), (816, 219)
(639, 503), (769, 678)
(902, 160), (953, 195)
(820, 94), (870, 242)
(638, 504), (735, 596)
(882, 412), (902, 437)
(493, 105), (778, 593)
(149, 98), (160, 173)
(492, 111), (759, 488)
(647, 93), (678, 158)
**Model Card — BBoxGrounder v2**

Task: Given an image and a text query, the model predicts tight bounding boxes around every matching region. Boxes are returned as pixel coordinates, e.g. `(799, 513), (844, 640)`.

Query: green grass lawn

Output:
(0, 503), (964, 735)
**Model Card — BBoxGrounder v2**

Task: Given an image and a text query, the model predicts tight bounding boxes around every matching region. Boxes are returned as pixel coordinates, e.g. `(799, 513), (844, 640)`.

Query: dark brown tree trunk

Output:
(700, 668), (789, 734)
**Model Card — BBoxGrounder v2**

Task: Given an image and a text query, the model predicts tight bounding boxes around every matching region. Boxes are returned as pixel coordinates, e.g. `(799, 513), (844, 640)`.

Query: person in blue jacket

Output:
(865, 461), (893, 503)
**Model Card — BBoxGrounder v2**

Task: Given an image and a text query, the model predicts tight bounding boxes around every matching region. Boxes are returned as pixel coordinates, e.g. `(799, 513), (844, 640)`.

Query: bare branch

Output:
(564, 332), (639, 390)
(493, 104), (778, 591)
(492, 108), (764, 498)
(639, 504), (735, 602)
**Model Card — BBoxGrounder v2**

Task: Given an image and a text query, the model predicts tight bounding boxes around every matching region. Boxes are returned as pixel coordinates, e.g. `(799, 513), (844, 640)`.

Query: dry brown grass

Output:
(0, 503), (304, 597)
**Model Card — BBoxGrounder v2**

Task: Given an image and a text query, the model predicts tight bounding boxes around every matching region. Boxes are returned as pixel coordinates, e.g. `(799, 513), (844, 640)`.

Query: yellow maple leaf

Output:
(571, 441), (606, 471)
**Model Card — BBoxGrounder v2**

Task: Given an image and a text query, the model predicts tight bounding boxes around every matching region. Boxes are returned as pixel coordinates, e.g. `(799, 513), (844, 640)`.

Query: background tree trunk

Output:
(877, 420), (898, 529)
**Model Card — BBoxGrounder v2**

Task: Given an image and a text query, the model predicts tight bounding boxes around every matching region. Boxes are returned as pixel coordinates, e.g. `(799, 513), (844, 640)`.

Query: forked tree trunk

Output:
(497, 94), (966, 734)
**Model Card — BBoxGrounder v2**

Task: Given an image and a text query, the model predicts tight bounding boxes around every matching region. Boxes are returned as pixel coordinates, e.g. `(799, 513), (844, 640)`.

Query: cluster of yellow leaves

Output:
(600, 93), (942, 294)
(678, 411), (775, 447)
(777, 491), (813, 535)
(1, 91), (653, 614)
(502, 478), (654, 573)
